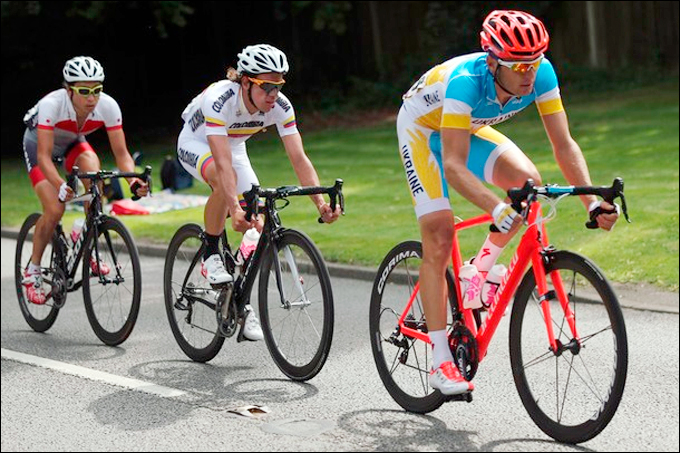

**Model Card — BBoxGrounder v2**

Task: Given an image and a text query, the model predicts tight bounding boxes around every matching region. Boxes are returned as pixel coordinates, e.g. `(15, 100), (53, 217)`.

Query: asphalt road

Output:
(2, 237), (678, 451)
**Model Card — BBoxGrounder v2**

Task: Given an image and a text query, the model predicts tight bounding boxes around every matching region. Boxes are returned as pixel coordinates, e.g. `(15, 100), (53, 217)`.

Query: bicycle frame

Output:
(397, 201), (578, 362)
(51, 166), (152, 295)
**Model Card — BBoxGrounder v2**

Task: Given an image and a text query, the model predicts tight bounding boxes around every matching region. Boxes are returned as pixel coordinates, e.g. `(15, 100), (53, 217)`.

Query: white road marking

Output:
(1, 348), (186, 398)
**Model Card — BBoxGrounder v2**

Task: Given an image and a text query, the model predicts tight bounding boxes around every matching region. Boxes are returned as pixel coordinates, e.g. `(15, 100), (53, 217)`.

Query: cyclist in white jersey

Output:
(177, 44), (341, 341)
(397, 10), (620, 395)
(21, 56), (149, 305)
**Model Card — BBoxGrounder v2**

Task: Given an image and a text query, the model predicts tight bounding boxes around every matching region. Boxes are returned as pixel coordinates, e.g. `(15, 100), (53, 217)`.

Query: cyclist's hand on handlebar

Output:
(58, 181), (75, 202)
(318, 202), (341, 224)
(492, 202), (521, 234)
(230, 207), (256, 233)
(588, 200), (620, 231)
(129, 178), (150, 198)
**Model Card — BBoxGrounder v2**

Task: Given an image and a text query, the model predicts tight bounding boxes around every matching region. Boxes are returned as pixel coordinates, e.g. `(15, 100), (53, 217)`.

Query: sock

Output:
(203, 232), (222, 261)
(27, 262), (41, 275)
(473, 236), (504, 272)
(430, 329), (453, 369)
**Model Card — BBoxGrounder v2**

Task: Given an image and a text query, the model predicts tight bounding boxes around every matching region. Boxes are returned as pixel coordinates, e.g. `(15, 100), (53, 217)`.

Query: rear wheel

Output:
(164, 224), (225, 362)
(369, 241), (459, 413)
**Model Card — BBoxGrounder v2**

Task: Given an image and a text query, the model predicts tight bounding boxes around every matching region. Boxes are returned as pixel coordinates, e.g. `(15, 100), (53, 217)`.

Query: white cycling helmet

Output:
(63, 56), (105, 83)
(237, 44), (289, 75)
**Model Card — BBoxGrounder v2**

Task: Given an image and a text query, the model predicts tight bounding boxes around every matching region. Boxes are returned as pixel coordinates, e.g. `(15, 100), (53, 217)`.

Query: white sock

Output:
(430, 329), (453, 369)
(27, 262), (41, 275)
(474, 236), (504, 272)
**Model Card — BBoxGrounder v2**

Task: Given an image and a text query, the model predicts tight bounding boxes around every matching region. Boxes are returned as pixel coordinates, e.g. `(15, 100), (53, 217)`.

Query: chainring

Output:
(50, 267), (68, 309)
(448, 324), (479, 381)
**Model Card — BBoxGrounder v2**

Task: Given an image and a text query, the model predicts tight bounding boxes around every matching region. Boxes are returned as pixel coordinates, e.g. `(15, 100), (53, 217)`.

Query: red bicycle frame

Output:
(397, 201), (581, 363)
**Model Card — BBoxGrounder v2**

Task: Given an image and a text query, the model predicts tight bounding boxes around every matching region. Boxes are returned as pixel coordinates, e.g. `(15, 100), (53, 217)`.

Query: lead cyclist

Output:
(396, 10), (620, 395)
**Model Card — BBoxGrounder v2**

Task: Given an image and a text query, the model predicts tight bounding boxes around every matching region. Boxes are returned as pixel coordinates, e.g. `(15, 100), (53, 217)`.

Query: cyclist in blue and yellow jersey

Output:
(21, 56), (149, 305)
(177, 44), (341, 341)
(397, 10), (620, 395)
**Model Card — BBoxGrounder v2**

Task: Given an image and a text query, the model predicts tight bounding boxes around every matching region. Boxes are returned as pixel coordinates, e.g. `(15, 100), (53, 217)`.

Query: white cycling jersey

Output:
(177, 79), (299, 189)
(179, 79), (298, 144)
(23, 88), (122, 154)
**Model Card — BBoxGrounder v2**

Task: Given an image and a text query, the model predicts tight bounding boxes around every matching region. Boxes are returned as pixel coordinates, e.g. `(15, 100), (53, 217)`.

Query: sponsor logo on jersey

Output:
(178, 147), (199, 169)
(229, 121), (264, 129)
(276, 97), (291, 112)
(423, 92), (441, 107)
(189, 109), (205, 132)
(401, 145), (425, 196)
(212, 89), (235, 113)
(472, 111), (520, 127)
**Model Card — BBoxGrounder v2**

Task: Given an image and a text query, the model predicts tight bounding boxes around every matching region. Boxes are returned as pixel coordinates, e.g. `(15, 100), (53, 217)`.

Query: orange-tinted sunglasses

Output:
(247, 77), (285, 95)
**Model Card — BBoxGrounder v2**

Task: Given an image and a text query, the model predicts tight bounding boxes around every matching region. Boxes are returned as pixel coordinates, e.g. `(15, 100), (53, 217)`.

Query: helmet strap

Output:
(493, 65), (520, 99)
(244, 79), (266, 114)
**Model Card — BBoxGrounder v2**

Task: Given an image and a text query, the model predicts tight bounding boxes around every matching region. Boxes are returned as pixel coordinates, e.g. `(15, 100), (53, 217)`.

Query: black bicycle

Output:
(15, 165), (152, 346)
(164, 180), (344, 381)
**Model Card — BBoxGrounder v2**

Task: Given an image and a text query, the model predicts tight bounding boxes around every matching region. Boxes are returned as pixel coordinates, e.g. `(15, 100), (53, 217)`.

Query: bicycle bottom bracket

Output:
(449, 324), (479, 381)
(50, 267), (68, 308)
(216, 284), (237, 337)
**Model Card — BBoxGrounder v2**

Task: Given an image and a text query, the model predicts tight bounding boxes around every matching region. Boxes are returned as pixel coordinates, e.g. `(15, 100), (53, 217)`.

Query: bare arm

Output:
(107, 127), (148, 196)
(541, 111), (596, 209)
(541, 110), (618, 230)
(281, 133), (340, 223)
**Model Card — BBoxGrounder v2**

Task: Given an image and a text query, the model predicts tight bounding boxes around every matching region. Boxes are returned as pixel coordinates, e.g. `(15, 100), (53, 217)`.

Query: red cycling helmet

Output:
(480, 10), (549, 60)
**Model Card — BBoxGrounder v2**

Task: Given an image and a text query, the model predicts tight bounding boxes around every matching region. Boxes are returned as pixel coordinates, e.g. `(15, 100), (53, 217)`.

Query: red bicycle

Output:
(369, 178), (630, 444)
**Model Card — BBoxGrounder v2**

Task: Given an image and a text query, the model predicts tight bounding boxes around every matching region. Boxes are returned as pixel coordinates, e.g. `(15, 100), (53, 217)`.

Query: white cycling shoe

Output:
(429, 361), (474, 395)
(201, 254), (234, 284)
(242, 305), (264, 341)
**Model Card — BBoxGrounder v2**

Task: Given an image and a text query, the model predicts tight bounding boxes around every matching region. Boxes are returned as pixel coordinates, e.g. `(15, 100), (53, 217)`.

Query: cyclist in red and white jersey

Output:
(397, 10), (620, 395)
(177, 44), (341, 341)
(22, 56), (149, 304)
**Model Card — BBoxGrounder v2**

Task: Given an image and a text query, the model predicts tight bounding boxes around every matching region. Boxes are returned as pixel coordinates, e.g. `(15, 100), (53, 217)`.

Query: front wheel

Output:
(258, 229), (334, 381)
(82, 216), (142, 346)
(369, 241), (458, 414)
(14, 213), (61, 332)
(164, 224), (225, 362)
(509, 251), (628, 444)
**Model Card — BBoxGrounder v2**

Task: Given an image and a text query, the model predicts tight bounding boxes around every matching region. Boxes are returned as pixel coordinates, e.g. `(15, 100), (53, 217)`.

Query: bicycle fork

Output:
(529, 222), (582, 356)
(272, 244), (311, 309)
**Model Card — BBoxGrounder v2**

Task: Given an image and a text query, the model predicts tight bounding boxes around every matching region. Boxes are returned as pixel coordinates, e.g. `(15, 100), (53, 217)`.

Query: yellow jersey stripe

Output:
(205, 116), (226, 126)
(536, 98), (564, 116)
(441, 113), (471, 130)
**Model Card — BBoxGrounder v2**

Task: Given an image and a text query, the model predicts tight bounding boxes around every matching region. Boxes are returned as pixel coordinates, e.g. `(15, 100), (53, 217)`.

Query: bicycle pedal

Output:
(444, 391), (473, 403)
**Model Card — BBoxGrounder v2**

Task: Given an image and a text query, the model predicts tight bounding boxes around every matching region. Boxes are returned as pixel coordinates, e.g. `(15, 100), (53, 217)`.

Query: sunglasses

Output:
(247, 77), (285, 95)
(497, 56), (543, 73)
(69, 84), (104, 96)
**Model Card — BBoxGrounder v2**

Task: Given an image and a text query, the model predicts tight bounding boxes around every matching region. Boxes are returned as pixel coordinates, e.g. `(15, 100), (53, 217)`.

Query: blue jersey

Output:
(401, 52), (564, 133)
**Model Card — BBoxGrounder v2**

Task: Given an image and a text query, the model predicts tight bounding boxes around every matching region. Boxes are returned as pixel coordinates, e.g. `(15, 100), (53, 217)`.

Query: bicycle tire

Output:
(509, 250), (628, 444)
(164, 224), (225, 362)
(82, 216), (142, 346)
(369, 241), (458, 413)
(258, 229), (334, 381)
(14, 213), (61, 332)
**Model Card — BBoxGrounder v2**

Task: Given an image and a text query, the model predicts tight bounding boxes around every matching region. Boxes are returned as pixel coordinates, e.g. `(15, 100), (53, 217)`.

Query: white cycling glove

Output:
(588, 200), (620, 216)
(492, 202), (519, 233)
(58, 182), (71, 202)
